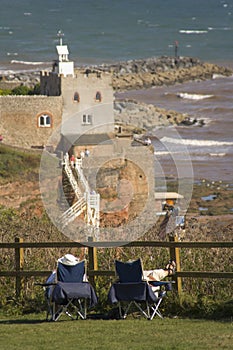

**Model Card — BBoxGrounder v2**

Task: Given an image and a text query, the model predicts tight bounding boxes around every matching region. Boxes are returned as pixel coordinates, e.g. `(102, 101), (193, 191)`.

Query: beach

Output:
(117, 73), (233, 182)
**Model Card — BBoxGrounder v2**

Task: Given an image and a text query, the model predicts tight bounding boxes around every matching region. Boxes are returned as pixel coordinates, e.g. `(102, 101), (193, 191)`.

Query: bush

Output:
(0, 84), (41, 96)
(11, 85), (31, 95)
(0, 89), (12, 95)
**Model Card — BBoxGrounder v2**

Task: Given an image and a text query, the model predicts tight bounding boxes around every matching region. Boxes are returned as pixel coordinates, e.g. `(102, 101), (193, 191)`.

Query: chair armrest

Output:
(148, 281), (171, 286)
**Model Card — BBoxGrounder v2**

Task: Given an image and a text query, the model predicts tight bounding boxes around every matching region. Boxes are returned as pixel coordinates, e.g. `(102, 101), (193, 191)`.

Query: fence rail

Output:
(0, 238), (233, 298)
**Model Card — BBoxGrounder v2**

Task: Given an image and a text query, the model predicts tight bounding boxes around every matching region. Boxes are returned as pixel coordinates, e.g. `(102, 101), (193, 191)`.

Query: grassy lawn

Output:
(0, 313), (232, 350)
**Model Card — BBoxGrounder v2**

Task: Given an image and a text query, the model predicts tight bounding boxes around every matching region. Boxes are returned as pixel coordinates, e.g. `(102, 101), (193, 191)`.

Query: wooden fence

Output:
(0, 237), (232, 298)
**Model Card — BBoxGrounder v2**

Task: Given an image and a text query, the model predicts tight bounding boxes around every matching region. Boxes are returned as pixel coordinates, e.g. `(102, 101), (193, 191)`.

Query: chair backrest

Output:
(115, 258), (143, 283)
(57, 259), (86, 283)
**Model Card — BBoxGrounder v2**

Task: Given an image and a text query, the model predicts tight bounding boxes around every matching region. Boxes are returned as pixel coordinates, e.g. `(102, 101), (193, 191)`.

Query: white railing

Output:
(85, 192), (100, 229)
(61, 153), (100, 238)
(63, 153), (83, 198)
(58, 197), (86, 228)
(75, 160), (90, 194)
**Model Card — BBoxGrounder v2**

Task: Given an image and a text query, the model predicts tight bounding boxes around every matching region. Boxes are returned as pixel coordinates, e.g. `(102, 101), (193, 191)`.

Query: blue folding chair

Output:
(108, 258), (165, 319)
(45, 258), (97, 321)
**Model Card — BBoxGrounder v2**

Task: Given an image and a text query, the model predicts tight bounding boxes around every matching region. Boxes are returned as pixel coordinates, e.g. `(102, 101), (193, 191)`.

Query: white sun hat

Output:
(58, 254), (80, 266)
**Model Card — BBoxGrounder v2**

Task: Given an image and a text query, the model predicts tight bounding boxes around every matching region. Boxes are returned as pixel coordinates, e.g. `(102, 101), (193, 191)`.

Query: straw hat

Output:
(58, 254), (79, 266)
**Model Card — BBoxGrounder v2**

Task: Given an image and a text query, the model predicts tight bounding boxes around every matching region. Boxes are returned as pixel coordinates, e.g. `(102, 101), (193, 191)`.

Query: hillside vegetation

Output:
(0, 144), (232, 319)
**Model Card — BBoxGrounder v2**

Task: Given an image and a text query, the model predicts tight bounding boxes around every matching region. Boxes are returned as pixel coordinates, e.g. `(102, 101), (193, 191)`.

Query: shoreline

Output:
(1, 56), (232, 90)
(1, 56), (232, 183)
(1, 56), (231, 130)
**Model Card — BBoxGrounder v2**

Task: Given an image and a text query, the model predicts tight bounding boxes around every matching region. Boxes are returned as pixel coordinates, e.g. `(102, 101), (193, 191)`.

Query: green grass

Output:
(0, 313), (232, 350)
(0, 144), (40, 183)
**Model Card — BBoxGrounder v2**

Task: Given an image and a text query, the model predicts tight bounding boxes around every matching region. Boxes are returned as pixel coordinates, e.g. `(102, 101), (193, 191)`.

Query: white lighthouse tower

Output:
(53, 30), (74, 76)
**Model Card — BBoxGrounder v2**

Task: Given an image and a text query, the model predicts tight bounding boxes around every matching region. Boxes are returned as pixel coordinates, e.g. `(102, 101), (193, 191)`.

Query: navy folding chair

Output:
(108, 259), (161, 319)
(45, 258), (97, 321)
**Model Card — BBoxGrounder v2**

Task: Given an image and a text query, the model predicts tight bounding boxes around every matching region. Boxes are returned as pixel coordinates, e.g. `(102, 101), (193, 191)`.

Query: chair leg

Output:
(51, 298), (89, 321)
(118, 303), (124, 319)
(118, 301), (150, 319)
(76, 299), (87, 320)
(133, 301), (150, 319)
(149, 298), (163, 320)
(46, 299), (53, 321)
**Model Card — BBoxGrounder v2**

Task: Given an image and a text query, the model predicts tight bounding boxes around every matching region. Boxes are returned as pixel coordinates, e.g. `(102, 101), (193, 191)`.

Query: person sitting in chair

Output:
(143, 260), (176, 296)
(143, 260), (176, 282)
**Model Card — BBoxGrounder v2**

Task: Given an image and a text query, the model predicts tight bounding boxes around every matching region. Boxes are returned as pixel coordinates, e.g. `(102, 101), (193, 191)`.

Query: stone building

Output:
(0, 34), (114, 150)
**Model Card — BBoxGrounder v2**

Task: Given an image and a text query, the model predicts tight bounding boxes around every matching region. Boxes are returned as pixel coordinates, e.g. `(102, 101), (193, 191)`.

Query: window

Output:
(73, 92), (80, 102)
(38, 114), (52, 128)
(95, 91), (102, 102)
(82, 114), (92, 125)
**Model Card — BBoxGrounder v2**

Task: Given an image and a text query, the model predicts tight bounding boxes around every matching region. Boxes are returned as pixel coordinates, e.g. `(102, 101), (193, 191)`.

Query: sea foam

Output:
(11, 60), (46, 65)
(177, 92), (214, 100)
(161, 137), (233, 147)
(179, 29), (208, 34)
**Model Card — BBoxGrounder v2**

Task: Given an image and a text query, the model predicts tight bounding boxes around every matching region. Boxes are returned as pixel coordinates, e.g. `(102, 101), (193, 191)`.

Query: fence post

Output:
(88, 237), (98, 287)
(15, 237), (24, 299)
(169, 234), (182, 295)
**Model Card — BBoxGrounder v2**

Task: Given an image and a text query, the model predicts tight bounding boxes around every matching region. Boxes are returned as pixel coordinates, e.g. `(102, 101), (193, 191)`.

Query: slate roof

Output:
(61, 133), (114, 146)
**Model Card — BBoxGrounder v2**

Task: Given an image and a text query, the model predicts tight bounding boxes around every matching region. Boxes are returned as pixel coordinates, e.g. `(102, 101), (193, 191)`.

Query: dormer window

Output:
(95, 91), (102, 102)
(74, 92), (80, 102)
(38, 114), (52, 128)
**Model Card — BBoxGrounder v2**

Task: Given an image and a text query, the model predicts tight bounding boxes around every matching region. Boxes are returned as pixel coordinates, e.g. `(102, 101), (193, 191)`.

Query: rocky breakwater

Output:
(114, 99), (188, 130)
(0, 71), (40, 90)
(108, 56), (232, 128)
(1, 56), (232, 92)
(95, 56), (232, 91)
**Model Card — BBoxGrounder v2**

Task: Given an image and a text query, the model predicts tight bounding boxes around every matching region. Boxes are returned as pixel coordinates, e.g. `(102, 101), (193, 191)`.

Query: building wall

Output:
(0, 69), (114, 149)
(0, 95), (63, 148)
(60, 70), (114, 135)
(40, 71), (61, 96)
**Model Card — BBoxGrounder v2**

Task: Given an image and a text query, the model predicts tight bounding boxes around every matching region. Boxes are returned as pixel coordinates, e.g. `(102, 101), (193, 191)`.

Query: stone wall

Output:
(40, 71), (61, 96)
(61, 70), (114, 135)
(80, 140), (156, 236)
(0, 95), (63, 148)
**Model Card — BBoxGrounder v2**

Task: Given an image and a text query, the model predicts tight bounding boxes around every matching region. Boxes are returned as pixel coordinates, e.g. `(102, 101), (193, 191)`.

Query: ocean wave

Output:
(179, 29), (208, 34)
(7, 52), (18, 56)
(209, 153), (226, 157)
(154, 151), (174, 155)
(10, 60), (46, 65)
(208, 26), (232, 31)
(177, 92), (214, 100)
(160, 136), (233, 147)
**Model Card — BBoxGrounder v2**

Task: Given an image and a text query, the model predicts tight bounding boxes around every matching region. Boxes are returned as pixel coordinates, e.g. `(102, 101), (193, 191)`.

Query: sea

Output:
(0, 0), (233, 182)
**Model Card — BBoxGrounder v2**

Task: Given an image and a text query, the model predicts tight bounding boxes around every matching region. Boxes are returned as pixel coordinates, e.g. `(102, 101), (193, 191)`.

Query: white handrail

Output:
(58, 197), (86, 227)
(61, 153), (100, 237)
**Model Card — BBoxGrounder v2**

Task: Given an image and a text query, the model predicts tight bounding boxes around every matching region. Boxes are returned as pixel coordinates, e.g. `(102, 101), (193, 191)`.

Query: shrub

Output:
(0, 84), (41, 96)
